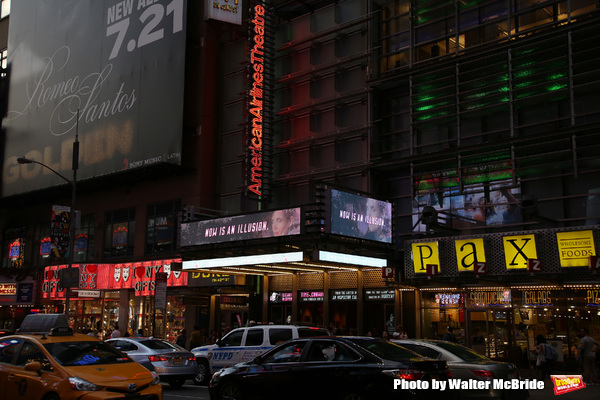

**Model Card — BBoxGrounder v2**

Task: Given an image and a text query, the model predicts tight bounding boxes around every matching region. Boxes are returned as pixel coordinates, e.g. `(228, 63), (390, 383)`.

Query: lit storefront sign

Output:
(317, 251), (387, 267)
(365, 289), (395, 300)
(434, 293), (462, 306)
(269, 292), (292, 303)
(0, 283), (17, 295)
(467, 289), (511, 307)
(300, 291), (324, 302)
(182, 251), (304, 269)
(331, 290), (358, 301)
(586, 289), (600, 306)
(521, 289), (554, 306)
(455, 238), (486, 272)
(556, 230), (596, 267)
(411, 242), (440, 274)
(247, 4), (266, 196)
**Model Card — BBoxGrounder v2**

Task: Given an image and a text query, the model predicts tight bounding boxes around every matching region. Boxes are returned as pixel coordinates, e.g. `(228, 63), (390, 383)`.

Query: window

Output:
(104, 208), (135, 258)
(400, 343), (441, 359)
(146, 200), (180, 255)
(0, 0), (9, 19)
(268, 328), (293, 345)
(0, 337), (21, 364)
(245, 329), (264, 346)
(35, 214), (95, 266)
(221, 330), (243, 347)
(2, 227), (26, 269)
(1, 48), (7, 78)
(262, 341), (307, 363)
(16, 341), (53, 371)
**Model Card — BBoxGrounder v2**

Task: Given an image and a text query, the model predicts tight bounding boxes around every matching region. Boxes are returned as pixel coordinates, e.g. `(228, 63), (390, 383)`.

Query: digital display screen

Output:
(329, 189), (392, 244)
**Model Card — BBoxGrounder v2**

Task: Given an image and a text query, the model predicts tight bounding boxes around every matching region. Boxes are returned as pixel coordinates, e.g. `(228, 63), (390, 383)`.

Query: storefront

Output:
(418, 284), (600, 366)
(41, 259), (188, 339)
(0, 279), (35, 332)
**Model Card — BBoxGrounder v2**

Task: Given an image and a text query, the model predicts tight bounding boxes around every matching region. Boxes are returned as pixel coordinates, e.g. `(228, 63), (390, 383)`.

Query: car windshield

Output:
(430, 341), (488, 361)
(350, 339), (422, 361)
(44, 341), (132, 366)
(139, 340), (180, 351)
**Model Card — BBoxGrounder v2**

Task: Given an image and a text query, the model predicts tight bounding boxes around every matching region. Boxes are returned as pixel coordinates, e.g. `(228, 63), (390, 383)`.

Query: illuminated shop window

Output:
(104, 208), (135, 258)
(1, 0), (9, 19)
(146, 200), (181, 255)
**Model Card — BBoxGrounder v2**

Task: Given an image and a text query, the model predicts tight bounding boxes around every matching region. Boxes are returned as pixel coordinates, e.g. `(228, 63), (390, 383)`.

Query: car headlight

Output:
(68, 376), (103, 391)
(151, 371), (161, 385)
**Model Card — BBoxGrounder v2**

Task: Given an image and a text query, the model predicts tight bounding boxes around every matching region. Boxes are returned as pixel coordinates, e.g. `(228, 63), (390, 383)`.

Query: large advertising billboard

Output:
(2, 0), (187, 196)
(181, 208), (302, 246)
(329, 189), (392, 244)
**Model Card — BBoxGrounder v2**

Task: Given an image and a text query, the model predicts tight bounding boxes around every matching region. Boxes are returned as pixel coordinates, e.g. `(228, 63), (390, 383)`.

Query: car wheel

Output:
(219, 381), (243, 400)
(169, 378), (186, 388)
(194, 360), (210, 385)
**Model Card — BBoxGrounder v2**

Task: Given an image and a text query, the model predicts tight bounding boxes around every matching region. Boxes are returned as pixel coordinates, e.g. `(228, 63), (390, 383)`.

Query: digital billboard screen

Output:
(181, 208), (302, 246)
(329, 189), (392, 244)
(2, 0), (187, 196)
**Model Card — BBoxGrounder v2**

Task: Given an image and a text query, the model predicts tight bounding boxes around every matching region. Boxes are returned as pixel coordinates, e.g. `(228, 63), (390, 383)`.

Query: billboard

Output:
(2, 0), (187, 196)
(329, 189), (392, 244)
(180, 208), (302, 246)
(206, 0), (243, 25)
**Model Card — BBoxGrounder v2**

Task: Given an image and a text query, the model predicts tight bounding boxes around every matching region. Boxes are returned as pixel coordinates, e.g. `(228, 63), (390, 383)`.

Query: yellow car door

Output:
(5, 340), (62, 400)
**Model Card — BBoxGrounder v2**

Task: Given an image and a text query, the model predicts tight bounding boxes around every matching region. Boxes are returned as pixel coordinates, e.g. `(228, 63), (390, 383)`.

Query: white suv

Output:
(192, 324), (329, 385)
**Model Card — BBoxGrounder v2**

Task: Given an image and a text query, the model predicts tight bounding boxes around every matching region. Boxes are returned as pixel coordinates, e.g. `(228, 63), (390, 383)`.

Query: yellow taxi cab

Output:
(0, 314), (162, 400)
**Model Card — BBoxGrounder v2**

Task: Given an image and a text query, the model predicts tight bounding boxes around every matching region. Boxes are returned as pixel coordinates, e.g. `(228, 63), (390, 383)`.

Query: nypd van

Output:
(192, 324), (329, 385)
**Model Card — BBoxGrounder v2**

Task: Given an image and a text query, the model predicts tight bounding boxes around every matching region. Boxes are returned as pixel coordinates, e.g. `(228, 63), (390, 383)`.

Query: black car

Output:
(208, 336), (456, 400)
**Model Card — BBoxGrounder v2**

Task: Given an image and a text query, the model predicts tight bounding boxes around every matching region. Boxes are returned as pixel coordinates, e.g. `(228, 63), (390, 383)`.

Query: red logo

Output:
(551, 375), (586, 395)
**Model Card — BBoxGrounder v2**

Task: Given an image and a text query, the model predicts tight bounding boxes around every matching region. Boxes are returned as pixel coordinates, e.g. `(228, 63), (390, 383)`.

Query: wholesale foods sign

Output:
(3, 0), (187, 196)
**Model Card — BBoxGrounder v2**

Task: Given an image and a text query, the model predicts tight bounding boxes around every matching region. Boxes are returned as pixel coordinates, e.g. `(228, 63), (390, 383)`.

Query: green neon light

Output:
(547, 83), (568, 91)
(415, 111), (450, 121)
(415, 101), (450, 112)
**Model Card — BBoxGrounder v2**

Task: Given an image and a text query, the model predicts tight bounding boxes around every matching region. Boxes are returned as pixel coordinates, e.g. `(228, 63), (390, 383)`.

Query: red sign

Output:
(42, 260), (186, 299)
(426, 264), (439, 276)
(382, 266), (394, 279)
(110, 259), (186, 296)
(551, 375), (585, 395)
(475, 262), (487, 275)
(527, 258), (542, 272)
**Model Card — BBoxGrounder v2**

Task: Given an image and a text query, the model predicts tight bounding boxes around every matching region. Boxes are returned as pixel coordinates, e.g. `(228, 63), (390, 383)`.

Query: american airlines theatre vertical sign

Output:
(248, 2), (268, 198)
(2, 0), (187, 196)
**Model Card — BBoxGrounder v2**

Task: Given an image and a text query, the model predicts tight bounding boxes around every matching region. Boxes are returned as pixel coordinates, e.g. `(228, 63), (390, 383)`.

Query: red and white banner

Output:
(42, 259), (186, 299)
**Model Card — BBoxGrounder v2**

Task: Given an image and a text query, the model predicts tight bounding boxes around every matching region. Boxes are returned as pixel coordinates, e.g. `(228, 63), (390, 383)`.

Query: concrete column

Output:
(357, 269), (363, 335)
(262, 275), (269, 324)
(323, 272), (330, 329)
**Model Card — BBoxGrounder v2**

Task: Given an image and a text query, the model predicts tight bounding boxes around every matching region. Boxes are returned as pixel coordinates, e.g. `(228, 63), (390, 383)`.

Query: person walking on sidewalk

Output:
(578, 328), (599, 385)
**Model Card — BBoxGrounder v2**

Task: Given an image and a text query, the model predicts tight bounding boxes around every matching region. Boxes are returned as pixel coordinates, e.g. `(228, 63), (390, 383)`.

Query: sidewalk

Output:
(519, 367), (600, 399)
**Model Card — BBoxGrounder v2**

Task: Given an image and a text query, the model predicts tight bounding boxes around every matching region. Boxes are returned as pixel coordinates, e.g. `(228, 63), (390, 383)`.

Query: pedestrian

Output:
(189, 326), (204, 350)
(382, 331), (390, 341)
(135, 328), (144, 337)
(111, 324), (121, 338)
(395, 325), (408, 339)
(176, 329), (187, 348)
(535, 335), (554, 381)
(578, 328), (600, 385)
(442, 326), (457, 342)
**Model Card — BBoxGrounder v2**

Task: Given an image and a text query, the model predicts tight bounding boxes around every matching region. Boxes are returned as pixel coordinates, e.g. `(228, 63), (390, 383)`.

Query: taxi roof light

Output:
(17, 314), (74, 336)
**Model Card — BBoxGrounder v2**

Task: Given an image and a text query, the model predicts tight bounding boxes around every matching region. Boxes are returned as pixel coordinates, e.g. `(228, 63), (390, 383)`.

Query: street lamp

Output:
(18, 133), (79, 316)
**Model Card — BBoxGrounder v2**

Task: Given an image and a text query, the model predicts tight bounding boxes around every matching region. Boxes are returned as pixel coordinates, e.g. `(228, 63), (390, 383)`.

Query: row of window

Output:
(1, 200), (181, 269)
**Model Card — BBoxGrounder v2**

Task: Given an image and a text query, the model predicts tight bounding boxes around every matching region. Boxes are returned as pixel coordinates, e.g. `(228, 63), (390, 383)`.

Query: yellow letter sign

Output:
(502, 234), (537, 270)
(412, 242), (440, 274)
(455, 238), (486, 272)
(556, 230), (596, 267)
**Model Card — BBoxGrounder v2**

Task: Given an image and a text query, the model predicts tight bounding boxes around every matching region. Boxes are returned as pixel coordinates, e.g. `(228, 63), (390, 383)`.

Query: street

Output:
(163, 383), (209, 400)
